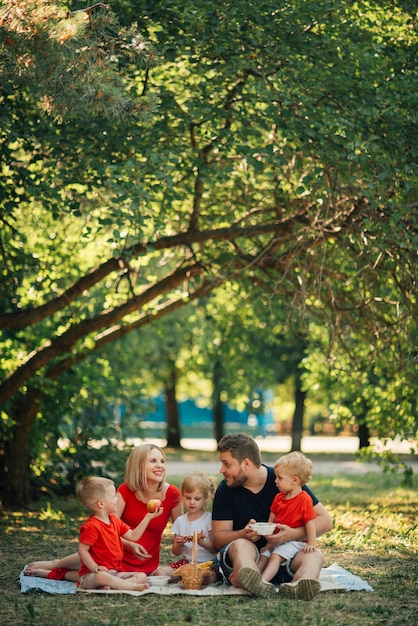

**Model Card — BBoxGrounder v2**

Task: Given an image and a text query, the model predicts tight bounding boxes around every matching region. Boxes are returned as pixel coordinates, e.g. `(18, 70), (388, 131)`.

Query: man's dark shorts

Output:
(220, 541), (294, 584)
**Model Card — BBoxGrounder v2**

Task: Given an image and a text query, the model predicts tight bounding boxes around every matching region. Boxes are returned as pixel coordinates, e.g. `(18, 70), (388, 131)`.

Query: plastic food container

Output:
(250, 522), (277, 536)
(147, 576), (170, 587)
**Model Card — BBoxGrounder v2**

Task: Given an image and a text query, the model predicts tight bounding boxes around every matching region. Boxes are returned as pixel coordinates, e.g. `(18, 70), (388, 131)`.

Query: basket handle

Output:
(192, 531), (198, 565)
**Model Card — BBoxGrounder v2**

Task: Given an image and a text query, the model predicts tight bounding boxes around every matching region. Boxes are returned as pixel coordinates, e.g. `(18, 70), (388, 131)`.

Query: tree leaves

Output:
(0, 1), (159, 122)
(0, 1), (416, 505)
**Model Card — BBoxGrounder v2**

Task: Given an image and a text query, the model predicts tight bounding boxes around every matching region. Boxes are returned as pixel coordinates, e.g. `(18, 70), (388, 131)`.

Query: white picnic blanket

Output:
(20, 563), (373, 595)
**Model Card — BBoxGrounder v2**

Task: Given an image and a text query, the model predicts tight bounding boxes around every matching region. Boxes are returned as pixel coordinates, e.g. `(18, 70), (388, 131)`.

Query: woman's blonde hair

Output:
(274, 451), (313, 485)
(124, 444), (166, 492)
(181, 471), (216, 505)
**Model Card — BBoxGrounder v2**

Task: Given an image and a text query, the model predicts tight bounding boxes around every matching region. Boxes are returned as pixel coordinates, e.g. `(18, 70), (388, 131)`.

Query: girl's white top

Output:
(171, 510), (217, 563)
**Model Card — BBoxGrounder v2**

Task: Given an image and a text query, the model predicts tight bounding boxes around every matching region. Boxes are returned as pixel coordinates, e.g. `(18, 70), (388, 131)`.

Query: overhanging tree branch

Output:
(0, 263), (204, 404)
(0, 215), (311, 329)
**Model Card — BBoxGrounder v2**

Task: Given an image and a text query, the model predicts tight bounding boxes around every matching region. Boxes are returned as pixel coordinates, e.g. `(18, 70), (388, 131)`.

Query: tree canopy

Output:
(1, 0), (417, 505)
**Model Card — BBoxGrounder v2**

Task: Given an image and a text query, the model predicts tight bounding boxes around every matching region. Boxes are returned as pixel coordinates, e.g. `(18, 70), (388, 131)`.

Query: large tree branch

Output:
(0, 263), (203, 405)
(1, 210), (311, 404)
(0, 257), (121, 329)
(0, 215), (309, 329)
(0, 197), (371, 405)
(46, 277), (221, 381)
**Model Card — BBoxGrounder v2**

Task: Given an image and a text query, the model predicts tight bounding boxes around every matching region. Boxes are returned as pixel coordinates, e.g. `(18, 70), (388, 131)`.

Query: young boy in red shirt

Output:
(77, 476), (159, 591)
(257, 451), (317, 589)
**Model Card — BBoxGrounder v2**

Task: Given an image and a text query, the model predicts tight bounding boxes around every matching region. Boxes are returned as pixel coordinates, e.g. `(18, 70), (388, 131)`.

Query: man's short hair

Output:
(217, 433), (261, 466)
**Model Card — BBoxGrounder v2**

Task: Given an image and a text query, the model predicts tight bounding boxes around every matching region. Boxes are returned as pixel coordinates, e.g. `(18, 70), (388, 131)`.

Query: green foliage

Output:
(302, 327), (417, 447)
(0, 0), (417, 505)
(30, 438), (133, 498)
(357, 446), (415, 487)
(0, 0), (159, 122)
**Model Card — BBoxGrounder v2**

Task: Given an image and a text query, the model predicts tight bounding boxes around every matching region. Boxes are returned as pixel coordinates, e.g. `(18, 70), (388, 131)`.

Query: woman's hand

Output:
(125, 541), (152, 560)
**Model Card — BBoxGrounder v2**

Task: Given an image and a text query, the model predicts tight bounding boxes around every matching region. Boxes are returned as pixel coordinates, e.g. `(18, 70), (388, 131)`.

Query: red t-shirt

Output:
(78, 514), (131, 577)
(117, 482), (181, 573)
(270, 490), (316, 528)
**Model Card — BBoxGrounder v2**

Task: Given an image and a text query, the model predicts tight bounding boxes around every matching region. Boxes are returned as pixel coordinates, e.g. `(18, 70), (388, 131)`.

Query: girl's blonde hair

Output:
(274, 451), (313, 485)
(181, 471), (216, 504)
(76, 476), (114, 511)
(124, 444), (166, 492)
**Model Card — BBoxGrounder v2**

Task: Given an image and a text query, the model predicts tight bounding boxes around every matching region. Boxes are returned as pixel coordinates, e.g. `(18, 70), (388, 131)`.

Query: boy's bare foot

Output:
(24, 567), (50, 578)
(132, 582), (149, 592)
(26, 560), (55, 571)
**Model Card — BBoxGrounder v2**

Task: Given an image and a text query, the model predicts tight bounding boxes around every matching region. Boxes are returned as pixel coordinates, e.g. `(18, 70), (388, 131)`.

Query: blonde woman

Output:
(116, 443), (182, 574)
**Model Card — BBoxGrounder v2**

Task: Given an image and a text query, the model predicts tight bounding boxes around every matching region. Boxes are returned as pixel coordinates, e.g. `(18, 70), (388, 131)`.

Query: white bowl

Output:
(147, 575), (170, 587)
(251, 522), (276, 536)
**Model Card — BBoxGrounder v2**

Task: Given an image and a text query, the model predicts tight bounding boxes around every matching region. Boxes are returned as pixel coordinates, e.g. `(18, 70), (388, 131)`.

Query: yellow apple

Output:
(147, 498), (162, 512)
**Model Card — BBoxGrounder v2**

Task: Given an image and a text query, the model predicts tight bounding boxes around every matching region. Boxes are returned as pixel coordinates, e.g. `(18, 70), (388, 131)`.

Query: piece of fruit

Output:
(147, 498), (162, 512)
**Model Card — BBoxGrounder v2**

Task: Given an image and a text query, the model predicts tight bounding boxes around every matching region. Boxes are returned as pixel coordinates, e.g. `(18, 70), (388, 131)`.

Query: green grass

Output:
(1, 465), (416, 626)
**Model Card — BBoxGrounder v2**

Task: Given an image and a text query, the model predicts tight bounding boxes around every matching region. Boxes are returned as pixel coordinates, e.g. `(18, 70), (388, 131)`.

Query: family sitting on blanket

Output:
(25, 434), (332, 600)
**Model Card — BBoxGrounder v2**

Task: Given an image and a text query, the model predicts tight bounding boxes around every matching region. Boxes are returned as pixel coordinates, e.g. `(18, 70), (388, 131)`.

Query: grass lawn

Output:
(1, 454), (416, 626)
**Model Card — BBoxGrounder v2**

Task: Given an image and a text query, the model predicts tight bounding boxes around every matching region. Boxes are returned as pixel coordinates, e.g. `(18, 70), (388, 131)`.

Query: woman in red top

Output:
(24, 444), (182, 581)
(116, 444), (182, 573)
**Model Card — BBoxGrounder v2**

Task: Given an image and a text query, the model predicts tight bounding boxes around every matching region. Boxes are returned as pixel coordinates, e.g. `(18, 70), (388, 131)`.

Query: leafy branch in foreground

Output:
(0, 0), (159, 122)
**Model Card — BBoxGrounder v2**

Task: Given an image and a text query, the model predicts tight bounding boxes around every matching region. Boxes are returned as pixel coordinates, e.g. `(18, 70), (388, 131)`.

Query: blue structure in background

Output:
(141, 395), (275, 436)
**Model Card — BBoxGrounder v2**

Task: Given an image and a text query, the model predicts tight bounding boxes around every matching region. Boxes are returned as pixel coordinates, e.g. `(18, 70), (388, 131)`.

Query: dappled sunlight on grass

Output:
(39, 502), (66, 522)
(323, 495), (417, 555)
(312, 472), (416, 504)
(308, 471), (417, 564)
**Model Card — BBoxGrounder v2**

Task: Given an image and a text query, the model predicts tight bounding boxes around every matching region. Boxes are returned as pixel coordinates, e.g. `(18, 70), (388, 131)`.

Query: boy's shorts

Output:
(79, 570), (138, 589)
(219, 541), (294, 584)
(261, 539), (307, 564)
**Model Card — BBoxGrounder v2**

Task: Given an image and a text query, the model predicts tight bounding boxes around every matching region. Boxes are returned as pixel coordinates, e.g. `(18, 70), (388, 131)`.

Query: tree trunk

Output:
(290, 375), (306, 452)
(212, 359), (224, 443)
(2, 390), (41, 506)
(213, 397), (224, 444)
(164, 364), (182, 448)
(356, 395), (371, 449)
(357, 421), (371, 449)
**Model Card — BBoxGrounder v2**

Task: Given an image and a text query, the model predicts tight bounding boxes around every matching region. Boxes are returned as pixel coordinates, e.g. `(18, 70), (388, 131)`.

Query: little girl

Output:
(154, 471), (221, 584)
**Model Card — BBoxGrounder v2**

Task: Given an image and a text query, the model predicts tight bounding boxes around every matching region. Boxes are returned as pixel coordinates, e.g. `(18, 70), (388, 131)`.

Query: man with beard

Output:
(211, 433), (332, 601)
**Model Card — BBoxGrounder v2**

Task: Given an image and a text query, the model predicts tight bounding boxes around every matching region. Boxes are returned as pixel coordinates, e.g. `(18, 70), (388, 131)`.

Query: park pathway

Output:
(166, 457), (418, 477)
(127, 435), (418, 477)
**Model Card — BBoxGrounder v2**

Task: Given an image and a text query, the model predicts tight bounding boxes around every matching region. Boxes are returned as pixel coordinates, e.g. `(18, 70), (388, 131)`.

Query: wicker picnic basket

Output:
(175, 532), (213, 590)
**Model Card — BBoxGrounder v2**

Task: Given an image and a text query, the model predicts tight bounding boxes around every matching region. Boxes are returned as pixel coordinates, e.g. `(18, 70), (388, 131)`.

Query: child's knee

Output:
(133, 572), (147, 583)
